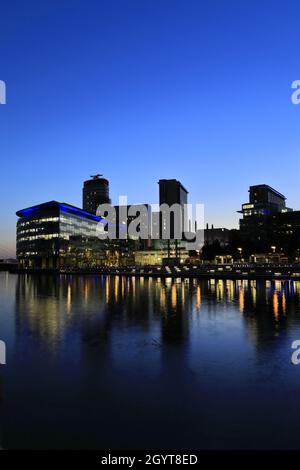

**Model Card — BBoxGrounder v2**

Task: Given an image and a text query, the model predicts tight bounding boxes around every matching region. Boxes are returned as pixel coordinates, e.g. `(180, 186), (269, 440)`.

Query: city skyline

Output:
(3, 172), (300, 259)
(1, 0), (300, 257)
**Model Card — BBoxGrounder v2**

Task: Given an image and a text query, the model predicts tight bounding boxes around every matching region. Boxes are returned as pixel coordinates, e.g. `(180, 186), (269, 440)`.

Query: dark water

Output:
(1, 272), (300, 449)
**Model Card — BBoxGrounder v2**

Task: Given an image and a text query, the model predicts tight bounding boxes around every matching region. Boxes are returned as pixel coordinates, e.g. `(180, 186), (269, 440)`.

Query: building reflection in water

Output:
(196, 285), (201, 311)
(7, 272), (300, 450)
(14, 275), (300, 354)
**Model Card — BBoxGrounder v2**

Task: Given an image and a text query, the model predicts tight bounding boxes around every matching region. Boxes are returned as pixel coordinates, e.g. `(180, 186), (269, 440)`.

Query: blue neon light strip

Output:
(60, 204), (103, 222)
(17, 201), (123, 229)
(17, 201), (104, 222)
(18, 207), (40, 215)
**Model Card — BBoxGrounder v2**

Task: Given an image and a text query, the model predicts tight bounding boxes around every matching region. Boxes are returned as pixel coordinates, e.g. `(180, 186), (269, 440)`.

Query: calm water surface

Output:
(1, 272), (300, 449)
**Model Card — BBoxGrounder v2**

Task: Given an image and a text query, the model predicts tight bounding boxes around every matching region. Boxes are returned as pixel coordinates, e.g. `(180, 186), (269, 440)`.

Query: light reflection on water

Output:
(1, 272), (300, 449)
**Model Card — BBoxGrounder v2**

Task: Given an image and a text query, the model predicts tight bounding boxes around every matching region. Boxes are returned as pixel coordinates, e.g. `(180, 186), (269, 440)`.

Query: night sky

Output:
(1, 0), (300, 257)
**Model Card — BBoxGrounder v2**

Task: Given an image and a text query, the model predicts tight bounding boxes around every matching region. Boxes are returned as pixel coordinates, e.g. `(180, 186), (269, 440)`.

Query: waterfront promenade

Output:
(8, 263), (300, 280)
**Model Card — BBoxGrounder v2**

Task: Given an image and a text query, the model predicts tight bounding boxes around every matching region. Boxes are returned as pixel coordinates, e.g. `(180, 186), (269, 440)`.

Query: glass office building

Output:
(239, 184), (290, 218)
(16, 201), (130, 269)
(238, 185), (300, 256)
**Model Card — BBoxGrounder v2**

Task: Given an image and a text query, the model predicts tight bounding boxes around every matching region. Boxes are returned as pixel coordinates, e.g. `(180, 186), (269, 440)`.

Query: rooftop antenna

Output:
(90, 174), (103, 179)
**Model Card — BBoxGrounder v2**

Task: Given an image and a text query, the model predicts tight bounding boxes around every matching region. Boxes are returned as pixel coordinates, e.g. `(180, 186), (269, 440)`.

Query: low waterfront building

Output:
(135, 249), (189, 266)
(249, 253), (289, 264)
(16, 201), (106, 269)
(135, 239), (189, 266)
(214, 255), (233, 265)
(135, 250), (166, 266)
(204, 225), (230, 247)
(16, 201), (137, 269)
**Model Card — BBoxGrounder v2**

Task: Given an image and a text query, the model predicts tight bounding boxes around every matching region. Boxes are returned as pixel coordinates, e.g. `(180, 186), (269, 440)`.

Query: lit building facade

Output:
(16, 201), (107, 269)
(16, 201), (136, 269)
(238, 184), (300, 256)
(239, 184), (290, 218)
(135, 243), (189, 266)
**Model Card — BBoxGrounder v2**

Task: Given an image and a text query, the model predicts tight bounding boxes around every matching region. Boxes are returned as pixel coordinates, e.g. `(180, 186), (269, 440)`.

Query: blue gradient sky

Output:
(1, 0), (300, 257)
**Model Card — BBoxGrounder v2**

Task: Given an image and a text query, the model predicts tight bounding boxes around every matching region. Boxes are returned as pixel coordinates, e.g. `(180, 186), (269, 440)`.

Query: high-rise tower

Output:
(159, 179), (188, 208)
(158, 179), (188, 258)
(82, 174), (110, 214)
